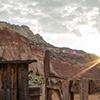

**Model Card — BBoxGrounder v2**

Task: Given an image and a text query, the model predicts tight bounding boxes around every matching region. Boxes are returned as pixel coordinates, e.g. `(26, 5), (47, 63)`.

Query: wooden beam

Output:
(44, 50), (50, 100)
(0, 60), (37, 64)
(44, 50), (50, 77)
(80, 78), (89, 100)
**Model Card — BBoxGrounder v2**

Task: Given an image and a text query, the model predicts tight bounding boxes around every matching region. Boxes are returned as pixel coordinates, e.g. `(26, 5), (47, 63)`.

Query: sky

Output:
(0, 0), (100, 55)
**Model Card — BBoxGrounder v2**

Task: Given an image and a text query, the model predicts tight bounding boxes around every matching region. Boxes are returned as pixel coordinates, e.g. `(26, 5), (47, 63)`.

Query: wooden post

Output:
(44, 50), (50, 100)
(80, 78), (89, 100)
(62, 80), (74, 100)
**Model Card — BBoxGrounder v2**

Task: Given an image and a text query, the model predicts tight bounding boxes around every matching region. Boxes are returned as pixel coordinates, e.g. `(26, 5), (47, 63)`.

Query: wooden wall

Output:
(0, 63), (28, 100)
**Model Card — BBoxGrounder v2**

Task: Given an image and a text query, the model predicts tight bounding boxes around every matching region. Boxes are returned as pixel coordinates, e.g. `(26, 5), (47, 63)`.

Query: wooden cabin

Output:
(0, 60), (36, 100)
(43, 50), (100, 100)
(0, 27), (40, 100)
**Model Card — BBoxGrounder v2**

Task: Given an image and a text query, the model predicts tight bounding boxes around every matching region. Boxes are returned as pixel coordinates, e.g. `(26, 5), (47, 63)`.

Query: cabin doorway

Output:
(0, 60), (35, 100)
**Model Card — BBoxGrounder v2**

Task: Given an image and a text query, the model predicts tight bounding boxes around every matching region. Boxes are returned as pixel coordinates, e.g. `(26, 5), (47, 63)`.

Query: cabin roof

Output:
(0, 60), (37, 64)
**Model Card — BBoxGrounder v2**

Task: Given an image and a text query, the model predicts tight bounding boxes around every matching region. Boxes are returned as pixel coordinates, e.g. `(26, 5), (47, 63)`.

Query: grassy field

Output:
(74, 94), (100, 100)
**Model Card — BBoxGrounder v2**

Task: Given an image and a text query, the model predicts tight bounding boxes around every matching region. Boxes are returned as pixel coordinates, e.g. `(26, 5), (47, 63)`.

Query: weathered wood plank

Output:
(1, 64), (11, 100)
(0, 65), (4, 100)
(11, 64), (17, 100)
(80, 78), (89, 100)
(0, 65), (2, 89)
(0, 61), (31, 100)
(17, 64), (29, 100)
(44, 50), (51, 100)
(89, 80), (96, 94)
(44, 50), (50, 77)
(62, 80), (74, 100)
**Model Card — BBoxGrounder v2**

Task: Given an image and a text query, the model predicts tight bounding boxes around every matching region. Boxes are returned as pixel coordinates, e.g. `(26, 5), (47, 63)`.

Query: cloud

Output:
(82, 0), (100, 7)
(41, 31), (100, 55)
(1, 0), (100, 55)
(0, 0), (100, 35)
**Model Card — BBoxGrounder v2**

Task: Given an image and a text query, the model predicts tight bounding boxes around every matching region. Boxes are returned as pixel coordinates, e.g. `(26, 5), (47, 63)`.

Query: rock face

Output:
(0, 22), (34, 41)
(0, 28), (34, 60)
(0, 21), (99, 78)
(0, 21), (51, 46)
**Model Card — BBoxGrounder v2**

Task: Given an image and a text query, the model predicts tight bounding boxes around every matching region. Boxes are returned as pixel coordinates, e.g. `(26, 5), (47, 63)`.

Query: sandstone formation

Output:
(0, 21), (99, 78)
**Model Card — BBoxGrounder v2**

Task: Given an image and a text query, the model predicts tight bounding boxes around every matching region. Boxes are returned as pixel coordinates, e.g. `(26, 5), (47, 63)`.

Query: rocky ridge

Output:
(0, 21), (51, 46)
(0, 21), (99, 78)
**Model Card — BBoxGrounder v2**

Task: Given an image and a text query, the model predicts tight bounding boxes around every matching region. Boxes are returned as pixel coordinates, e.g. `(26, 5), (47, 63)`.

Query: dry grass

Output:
(74, 94), (100, 100)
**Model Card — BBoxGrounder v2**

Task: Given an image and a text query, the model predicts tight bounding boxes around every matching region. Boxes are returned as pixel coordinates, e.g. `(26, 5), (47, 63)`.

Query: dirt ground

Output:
(40, 93), (100, 100)
(74, 94), (100, 100)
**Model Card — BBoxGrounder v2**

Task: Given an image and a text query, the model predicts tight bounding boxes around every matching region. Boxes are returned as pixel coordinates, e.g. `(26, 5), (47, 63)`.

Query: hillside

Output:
(0, 21), (52, 47)
(0, 21), (99, 78)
